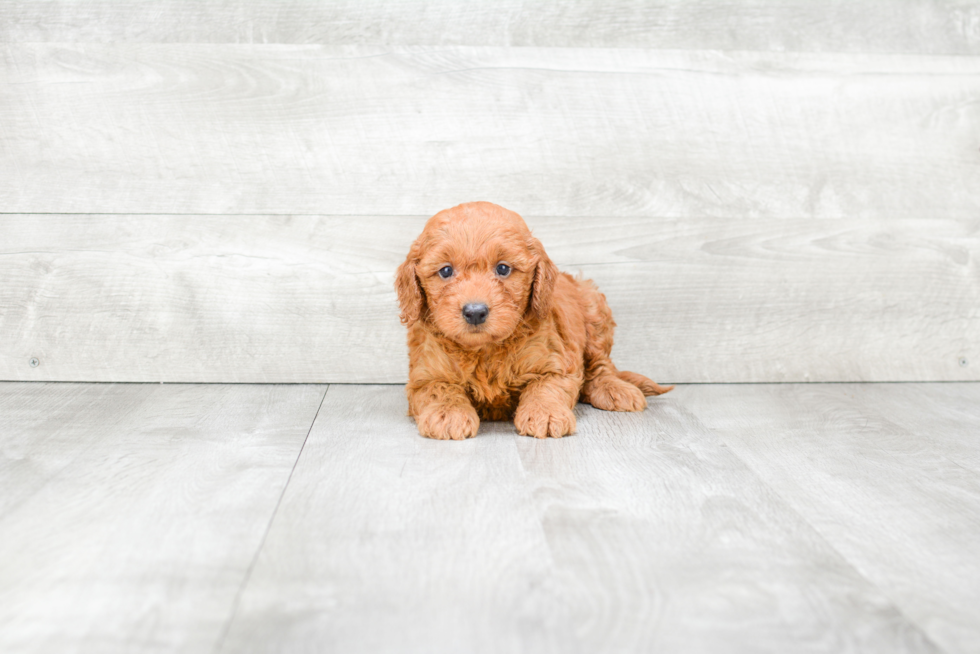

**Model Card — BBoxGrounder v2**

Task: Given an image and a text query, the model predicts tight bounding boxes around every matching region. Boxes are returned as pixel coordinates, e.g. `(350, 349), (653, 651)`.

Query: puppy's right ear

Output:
(395, 239), (425, 327)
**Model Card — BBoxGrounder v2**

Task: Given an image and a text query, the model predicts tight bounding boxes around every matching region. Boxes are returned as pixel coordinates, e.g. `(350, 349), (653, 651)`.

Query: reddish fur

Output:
(395, 202), (672, 440)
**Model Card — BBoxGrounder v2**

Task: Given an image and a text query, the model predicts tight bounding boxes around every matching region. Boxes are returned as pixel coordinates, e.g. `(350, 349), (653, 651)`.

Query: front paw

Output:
(416, 404), (480, 440)
(515, 402), (576, 439)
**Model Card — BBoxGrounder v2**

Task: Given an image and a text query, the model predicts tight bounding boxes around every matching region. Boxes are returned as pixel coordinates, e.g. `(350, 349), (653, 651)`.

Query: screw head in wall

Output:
(960, 357), (969, 367)
(29, 357), (39, 368)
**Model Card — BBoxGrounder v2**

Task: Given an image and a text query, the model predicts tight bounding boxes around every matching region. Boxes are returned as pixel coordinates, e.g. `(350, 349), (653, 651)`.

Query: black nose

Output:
(462, 303), (489, 325)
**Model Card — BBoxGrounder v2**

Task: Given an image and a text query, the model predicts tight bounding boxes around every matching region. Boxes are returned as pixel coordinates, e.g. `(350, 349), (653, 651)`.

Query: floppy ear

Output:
(527, 236), (559, 321)
(395, 239), (425, 327)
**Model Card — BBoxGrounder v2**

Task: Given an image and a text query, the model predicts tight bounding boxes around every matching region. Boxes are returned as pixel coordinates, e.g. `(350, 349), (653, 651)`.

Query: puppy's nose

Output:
(462, 303), (489, 325)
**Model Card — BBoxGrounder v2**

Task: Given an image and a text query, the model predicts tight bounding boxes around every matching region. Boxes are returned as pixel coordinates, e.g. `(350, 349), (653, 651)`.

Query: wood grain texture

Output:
(219, 384), (939, 653)
(683, 383), (980, 654)
(1, 0), (978, 55)
(2, 215), (976, 384)
(0, 382), (326, 654)
(2, 45), (978, 218)
(217, 384), (558, 654)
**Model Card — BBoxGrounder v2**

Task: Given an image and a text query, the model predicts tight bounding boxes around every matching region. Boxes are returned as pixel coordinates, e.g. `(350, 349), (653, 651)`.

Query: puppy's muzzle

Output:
(462, 303), (489, 325)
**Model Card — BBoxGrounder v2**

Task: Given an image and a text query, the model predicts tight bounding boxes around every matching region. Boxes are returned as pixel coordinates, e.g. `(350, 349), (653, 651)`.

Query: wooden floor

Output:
(1, 382), (978, 653)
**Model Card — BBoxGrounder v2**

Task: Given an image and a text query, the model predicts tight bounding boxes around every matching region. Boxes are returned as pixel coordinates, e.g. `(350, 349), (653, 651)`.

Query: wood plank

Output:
(2, 45), (978, 218)
(217, 384), (559, 653)
(2, 215), (976, 383)
(220, 384), (939, 653)
(839, 383), (980, 474)
(1, 0), (977, 55)
(683, 383), (980, 654)
(512, 388), (944, 653)
(0, 215), (412, 384)
(0, 382), (326, 654)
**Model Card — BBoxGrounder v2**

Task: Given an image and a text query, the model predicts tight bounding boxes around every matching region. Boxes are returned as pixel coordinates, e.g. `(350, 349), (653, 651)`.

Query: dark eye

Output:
(495, 263), (511, 277)
(438, 265), (454, 279)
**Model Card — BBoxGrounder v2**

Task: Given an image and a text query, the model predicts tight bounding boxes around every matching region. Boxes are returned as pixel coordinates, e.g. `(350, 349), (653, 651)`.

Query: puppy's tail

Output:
(617, 370), (674, 396)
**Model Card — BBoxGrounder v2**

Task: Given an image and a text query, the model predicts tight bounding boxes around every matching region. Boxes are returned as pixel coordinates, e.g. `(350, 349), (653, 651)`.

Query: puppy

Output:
(395, 202), (672, 440)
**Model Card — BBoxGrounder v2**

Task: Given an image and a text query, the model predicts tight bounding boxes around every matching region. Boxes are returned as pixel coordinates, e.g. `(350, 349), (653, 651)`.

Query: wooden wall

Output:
(1, 1), (978, 383)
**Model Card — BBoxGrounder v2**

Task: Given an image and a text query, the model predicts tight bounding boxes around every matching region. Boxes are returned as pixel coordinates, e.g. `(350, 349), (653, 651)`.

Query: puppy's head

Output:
(396, 202), (558, 348)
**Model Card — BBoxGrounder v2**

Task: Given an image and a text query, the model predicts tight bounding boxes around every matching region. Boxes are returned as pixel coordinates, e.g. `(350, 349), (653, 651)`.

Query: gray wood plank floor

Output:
(2, 382), (978, 653)
(683, 384), (980, 654)
(0, 383), (326, 654)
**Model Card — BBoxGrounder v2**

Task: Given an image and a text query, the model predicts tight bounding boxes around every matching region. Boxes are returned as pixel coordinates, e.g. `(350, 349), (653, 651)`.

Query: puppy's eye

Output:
(495, 263), (511, 277)
(438, 265), (454, 279)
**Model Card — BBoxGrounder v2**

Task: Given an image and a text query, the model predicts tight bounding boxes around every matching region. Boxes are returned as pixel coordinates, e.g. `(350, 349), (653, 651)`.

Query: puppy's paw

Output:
(416, 404), (480, 440)
(584, 375), (647, 412)
(515, 402), (576, 439)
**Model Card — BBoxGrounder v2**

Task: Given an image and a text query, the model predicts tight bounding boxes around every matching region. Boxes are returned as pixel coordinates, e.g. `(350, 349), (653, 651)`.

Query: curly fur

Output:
(395, 202), (672, 440)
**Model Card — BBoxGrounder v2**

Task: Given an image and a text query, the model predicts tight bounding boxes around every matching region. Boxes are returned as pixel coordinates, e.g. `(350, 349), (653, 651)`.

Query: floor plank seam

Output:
(704, 421), (949, 652)
(209, 384), (330, 654)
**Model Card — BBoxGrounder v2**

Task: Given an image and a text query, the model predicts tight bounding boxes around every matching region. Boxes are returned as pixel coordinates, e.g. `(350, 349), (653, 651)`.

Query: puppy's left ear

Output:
(395, 238), (425, 327)
(527, 236), (559, 321)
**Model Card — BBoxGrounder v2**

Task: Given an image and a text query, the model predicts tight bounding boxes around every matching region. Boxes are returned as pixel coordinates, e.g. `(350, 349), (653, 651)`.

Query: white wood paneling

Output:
(1, 215), (976, 384)
(0, 382), (326, 654)
(1, 1), (978, 55)
(2, 45), (977, 218)
(218, 384), (939, 653)
(0, 215), (411, 384)
(683, 383), (980, 654)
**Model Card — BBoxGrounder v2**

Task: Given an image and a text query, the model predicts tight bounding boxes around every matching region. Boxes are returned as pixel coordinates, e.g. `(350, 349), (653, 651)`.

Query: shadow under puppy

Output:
(396, 202), (672, 440)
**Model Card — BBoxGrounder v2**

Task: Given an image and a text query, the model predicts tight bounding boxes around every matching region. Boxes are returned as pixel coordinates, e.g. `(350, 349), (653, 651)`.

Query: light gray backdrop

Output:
(1, 0), (977, 383)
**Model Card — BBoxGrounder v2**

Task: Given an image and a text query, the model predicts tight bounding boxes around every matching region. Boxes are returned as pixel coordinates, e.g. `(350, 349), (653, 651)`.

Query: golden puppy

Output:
(395, 201), (672, 440)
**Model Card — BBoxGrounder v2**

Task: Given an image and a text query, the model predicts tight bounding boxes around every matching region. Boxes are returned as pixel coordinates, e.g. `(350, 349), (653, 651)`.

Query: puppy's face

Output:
(396, 203), (556, 349)
(417, 223), (534, 348)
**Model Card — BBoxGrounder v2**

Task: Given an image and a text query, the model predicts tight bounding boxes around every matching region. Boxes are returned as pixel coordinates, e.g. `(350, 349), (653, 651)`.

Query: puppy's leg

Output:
(581, 371), (648, 412)
(582, 369), (674, 411)
(408, 381), (479, 440)
(616, 370), (674, 396)
(578, 280), (672, 412)
(514, 374), (580, 439)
